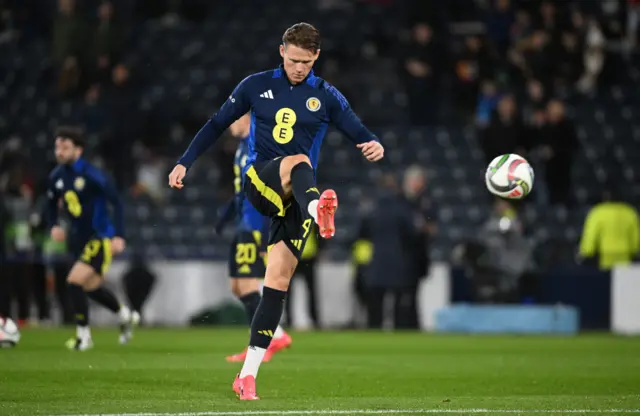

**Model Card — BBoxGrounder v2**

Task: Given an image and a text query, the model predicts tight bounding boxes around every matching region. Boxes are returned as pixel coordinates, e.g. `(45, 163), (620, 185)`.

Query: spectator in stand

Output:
(0, 1), (16, 45)
(509, 30), (553, 88)
(521, 79), (547, 165)
(134, 149), (167, 204)
(89, 1), (124, 86)
(101, 63), (140, 190)
(400, 22), (439, 125)
(553, 30), (584, 91)
(52, 0), (87, 96)
(476, 80), (501, 128)
(481, 95), (526, 164)
(539, 99), (578, 206)
(81, 84), (107, 135)
(522, 79), (546, 128)
(627, 0), (640, 52)
(577, 19), (606, 94)
(0, 137), (27, 178)
(511, 8), (534, 45)
(539, 1), (560, 44)
(571, 9), (586, 35)
(485, 0), (514, 57)
(455, 36), (493, 117)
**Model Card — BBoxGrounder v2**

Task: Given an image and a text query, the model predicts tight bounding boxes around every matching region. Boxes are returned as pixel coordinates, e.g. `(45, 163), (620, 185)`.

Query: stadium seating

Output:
(2, 3), (639, 262)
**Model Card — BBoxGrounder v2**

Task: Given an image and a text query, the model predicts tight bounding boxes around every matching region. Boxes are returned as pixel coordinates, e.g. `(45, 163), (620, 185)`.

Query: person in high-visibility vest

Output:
(579, 190), (639, 270)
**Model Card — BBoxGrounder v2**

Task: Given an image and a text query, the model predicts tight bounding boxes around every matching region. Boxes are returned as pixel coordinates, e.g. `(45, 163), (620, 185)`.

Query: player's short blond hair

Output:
(282, 23), (321, 53)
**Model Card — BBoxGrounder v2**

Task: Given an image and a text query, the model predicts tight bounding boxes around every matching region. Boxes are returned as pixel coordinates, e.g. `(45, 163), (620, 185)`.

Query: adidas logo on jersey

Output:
(259, 90), (274, 99)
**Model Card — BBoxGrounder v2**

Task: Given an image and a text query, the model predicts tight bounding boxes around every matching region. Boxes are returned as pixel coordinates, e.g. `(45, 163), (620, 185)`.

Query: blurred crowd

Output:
(2, 0), (638, 196)
(1, 0), (639, 327)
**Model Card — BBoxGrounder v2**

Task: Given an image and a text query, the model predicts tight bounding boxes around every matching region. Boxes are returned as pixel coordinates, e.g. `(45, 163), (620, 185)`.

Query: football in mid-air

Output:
(0, 317), (20, 348)
(485, 154), (534, 199)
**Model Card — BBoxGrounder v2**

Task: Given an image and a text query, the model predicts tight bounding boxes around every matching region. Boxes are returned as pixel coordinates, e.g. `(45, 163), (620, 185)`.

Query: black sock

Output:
(239, 291), (262, 324)
(291, 162), (319, 212)
(68, 283), (89, 327)
(87, 287), (120, 314)
(249, 287), (287, 349)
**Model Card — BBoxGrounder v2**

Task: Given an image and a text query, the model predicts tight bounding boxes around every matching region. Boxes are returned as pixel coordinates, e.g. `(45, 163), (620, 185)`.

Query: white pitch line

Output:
(57, 409), (640, 416)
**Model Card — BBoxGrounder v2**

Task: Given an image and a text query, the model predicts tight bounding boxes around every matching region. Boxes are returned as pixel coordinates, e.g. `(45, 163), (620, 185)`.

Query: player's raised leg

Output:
(279, 154), (338, 238)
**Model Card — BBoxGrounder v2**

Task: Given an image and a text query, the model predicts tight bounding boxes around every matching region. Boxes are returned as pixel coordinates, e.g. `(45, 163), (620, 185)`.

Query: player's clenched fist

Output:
(111, 237), (126, 254)
(357, 140), (384, 162)
(168, 164), (187, 189)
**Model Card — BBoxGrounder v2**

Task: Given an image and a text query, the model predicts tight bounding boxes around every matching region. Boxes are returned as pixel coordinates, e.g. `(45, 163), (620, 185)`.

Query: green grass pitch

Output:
(1, 328), (639, 416)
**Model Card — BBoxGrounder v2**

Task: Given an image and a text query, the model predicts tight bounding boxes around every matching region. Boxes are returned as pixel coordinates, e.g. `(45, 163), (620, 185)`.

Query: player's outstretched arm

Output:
(170, 77), (253, 189)
(325, 83), (384, 162)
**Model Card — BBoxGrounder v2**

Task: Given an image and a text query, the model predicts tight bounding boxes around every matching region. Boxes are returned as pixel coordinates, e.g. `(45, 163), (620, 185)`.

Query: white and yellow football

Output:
(485, 154), (534, 199)
(0, 317), (20, 348)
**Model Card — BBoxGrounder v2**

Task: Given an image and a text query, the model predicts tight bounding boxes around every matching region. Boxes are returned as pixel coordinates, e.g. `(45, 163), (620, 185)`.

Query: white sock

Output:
(118, 305), (131, 323)
(77, 326), (91, 340)
(274, 325), (285, 339)
(308, 199), (319, 224)
(239, 346), (266, 379)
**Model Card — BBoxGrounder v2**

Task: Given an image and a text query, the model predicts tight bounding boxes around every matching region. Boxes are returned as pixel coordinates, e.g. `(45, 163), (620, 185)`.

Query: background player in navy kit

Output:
(168, 23), (384, 399)
(215, 114), (292, 363)
(46, 127), (134, 351)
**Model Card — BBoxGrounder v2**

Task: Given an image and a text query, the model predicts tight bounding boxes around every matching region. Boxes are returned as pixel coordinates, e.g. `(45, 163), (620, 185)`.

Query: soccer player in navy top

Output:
(46, 127), (134, 351)
(215, 114), (292, 364)
(168, 23), (384, 399)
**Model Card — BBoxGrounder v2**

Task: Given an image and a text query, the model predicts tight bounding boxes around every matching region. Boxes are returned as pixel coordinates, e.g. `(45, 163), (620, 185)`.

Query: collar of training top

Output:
(273, 64), (318, 87)
(71, 157), (87, 173)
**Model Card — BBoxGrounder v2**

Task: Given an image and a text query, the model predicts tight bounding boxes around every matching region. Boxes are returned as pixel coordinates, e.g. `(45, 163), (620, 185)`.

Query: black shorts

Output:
(71, 238), (113, 277)
(228, 230), (266, 278)
(244, 158), (314, 260)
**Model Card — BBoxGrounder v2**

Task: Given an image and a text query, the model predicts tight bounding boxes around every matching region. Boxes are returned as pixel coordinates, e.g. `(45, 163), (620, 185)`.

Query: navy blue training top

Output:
(46, 158), (125, 247)
(177, 65), (378, 174)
